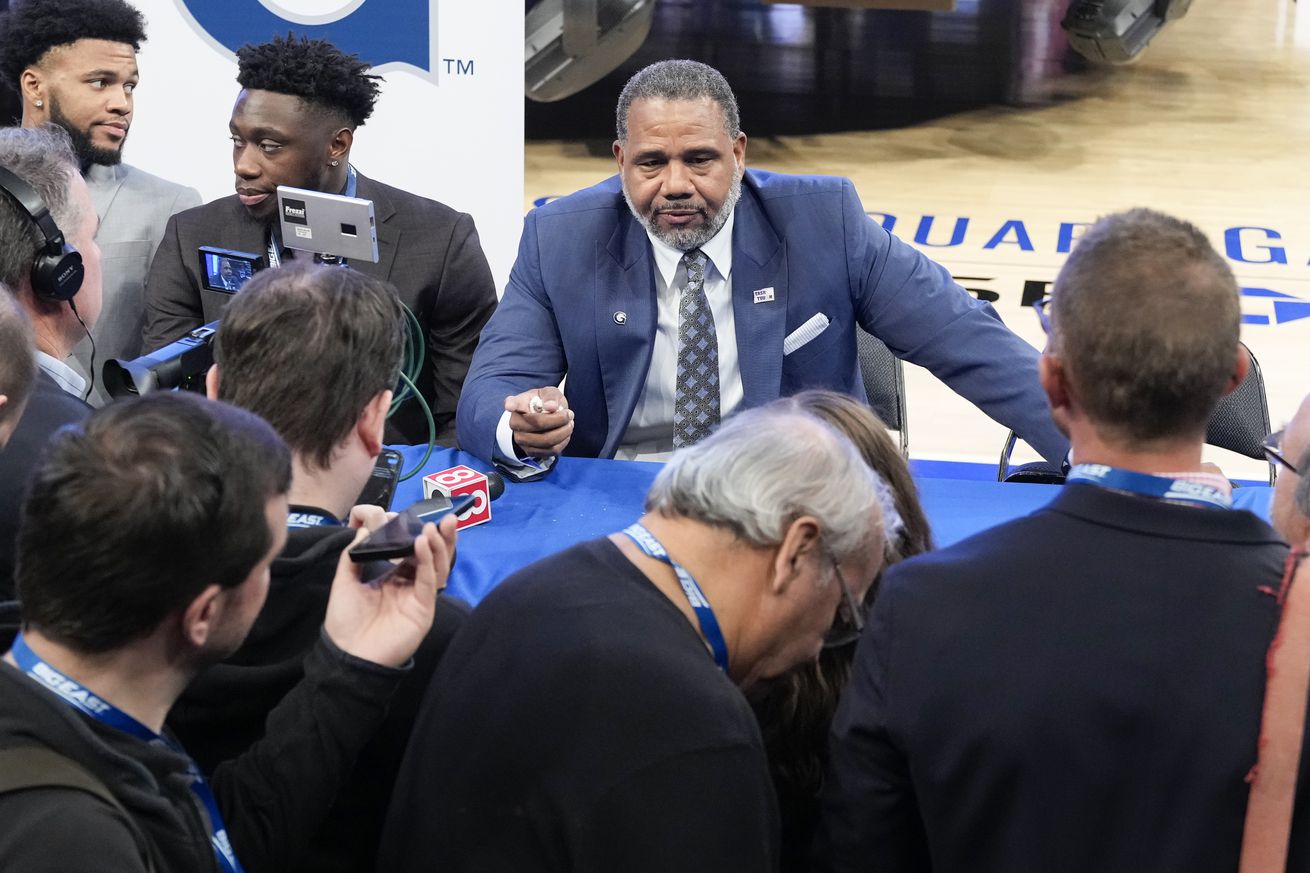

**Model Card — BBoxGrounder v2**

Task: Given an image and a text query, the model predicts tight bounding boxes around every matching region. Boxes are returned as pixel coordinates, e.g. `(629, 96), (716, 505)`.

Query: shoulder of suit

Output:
(354, 172), (469, 228)
(89, 163), (198, 199)
(529, 174), (626, 221)
(745, 168), (851, 202)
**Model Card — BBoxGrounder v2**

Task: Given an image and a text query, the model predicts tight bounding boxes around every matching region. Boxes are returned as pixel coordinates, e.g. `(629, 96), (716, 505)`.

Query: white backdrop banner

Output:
(124, 0), (523, 291)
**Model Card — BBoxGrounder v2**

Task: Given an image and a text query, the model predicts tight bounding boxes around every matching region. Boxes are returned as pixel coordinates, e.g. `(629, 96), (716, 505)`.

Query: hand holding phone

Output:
(349, 494), (476, 561)
(325, 514), (456, 668)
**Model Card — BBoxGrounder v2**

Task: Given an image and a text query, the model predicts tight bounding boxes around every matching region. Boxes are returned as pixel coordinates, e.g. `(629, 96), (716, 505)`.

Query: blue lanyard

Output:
(1066, 463), (1232, 510)
(623, 523), (730, 672)
(10, 633), (246, 873)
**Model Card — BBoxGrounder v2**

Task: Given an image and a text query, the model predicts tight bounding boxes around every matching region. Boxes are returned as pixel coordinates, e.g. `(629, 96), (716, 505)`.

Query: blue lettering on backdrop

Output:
(1225, 227), (1288, 265)
(914, 216), (969, 248)
(983, 220), (1035, 251)
(178, 0), (434, 75)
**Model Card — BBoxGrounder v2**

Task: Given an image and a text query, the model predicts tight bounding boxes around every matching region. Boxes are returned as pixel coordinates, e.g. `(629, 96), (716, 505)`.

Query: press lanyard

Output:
(623, 523), (730, 672)
(267, 166), (358, 269)
(10, 633), (246, 873)
(1066, 463), (1232, 510)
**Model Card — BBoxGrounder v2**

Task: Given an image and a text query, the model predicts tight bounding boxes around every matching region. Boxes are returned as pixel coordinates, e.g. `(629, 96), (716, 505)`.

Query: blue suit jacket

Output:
(457, 170), (1066, 462)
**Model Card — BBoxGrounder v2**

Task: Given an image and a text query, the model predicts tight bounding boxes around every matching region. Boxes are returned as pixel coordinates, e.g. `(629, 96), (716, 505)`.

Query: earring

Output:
(329, 160), (340, 167)
(34, 99), (42, 108)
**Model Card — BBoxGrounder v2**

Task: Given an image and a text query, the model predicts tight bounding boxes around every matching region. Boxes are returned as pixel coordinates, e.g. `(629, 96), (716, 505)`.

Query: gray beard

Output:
(624, 167), (743, 252)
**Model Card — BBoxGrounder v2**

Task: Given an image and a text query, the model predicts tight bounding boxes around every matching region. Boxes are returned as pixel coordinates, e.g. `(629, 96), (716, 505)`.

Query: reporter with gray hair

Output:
(0, 289), (36, 449)
(378, 400), (891, 873)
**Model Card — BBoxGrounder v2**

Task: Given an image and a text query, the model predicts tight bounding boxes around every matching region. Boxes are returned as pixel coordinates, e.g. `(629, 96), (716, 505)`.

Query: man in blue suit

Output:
(457, 59), (1066, 476)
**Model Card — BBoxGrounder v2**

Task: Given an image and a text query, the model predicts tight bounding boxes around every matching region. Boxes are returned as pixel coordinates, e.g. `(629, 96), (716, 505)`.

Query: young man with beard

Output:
(0, 0), (201, 405)
(456, 59), (1066, 477)
(143, 34), (498, 445)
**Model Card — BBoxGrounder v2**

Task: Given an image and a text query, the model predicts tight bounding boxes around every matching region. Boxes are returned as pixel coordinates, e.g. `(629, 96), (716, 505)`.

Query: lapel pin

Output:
(753, 287), (775, 304)
(614, 311), (628, 325)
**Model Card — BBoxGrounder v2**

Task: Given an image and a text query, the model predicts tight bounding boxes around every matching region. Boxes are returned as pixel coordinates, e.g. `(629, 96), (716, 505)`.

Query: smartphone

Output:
(356, 449), (404, 511)
(349, 494), (476, 562)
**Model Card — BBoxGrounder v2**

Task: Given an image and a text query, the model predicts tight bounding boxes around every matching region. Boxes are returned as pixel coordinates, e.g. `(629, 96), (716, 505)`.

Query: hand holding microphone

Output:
(504, 386), (574, 458)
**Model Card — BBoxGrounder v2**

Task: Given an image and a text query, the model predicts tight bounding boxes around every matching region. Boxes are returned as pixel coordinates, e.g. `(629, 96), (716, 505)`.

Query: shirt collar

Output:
(646, 208), (736, 289)
(36, 350), (86, 398)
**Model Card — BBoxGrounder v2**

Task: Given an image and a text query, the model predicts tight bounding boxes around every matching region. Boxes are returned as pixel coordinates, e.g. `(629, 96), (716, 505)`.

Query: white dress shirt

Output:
(617, 212), (744, 461)
(495, 211), (745, 466)
(37, 350), (87, 399)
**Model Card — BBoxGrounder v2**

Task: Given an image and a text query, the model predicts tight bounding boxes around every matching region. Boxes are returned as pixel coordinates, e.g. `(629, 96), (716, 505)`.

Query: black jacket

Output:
(0, 634), (408, 873)
(141, 172), (498, 444)
(0, 369), (91, 599)
(171, 517), (469, 873)
(822, 483), (1303, 873)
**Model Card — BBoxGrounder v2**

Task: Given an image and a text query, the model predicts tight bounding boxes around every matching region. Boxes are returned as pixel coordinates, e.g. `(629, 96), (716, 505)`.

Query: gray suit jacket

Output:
(142, 171), (498, 445)
(75, 163), (201, 406)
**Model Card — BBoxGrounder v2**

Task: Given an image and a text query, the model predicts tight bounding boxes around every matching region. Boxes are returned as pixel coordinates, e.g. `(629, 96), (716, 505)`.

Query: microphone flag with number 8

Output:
(423, 465), (492, 529)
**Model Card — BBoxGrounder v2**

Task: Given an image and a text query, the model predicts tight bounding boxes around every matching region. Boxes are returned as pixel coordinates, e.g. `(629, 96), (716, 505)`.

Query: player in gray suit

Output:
(0, 0), (201, 406)
(143, 35), (497, 445)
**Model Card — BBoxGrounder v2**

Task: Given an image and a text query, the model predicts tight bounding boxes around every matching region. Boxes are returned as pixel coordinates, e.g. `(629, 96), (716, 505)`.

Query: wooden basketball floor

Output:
(523, 0), (1306, 480)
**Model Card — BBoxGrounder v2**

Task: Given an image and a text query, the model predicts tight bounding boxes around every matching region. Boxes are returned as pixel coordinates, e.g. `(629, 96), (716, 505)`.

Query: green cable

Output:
(391, 304), (436, 481)
(397, 368), (435, 481)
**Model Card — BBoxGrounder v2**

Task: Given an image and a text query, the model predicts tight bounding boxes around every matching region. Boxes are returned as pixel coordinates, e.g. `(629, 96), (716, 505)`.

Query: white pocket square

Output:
(783, 313), (830, 356)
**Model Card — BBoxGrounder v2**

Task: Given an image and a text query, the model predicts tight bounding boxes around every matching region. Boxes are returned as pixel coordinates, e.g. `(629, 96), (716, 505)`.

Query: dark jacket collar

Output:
(1050, 482), (1287, 545)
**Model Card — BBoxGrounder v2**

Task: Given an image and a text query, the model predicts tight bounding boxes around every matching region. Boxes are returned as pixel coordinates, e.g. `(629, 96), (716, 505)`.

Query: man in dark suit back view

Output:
(821, 208), (1303, 872)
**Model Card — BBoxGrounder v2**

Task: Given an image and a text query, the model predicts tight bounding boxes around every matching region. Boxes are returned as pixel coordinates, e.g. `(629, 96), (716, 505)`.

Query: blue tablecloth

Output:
(392, 447), (1274, 607)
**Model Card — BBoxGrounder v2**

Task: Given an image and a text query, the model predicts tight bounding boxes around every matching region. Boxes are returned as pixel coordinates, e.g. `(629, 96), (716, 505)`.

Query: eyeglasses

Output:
(1263, 429), (1300, 475)
(822, 556), (870, 649)
(1032, 296), (1053, 334)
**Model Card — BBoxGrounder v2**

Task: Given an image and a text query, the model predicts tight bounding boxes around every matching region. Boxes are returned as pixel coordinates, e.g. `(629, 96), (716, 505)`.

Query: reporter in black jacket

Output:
(169, 263), (469, 873)
(0, 392), (456, 873)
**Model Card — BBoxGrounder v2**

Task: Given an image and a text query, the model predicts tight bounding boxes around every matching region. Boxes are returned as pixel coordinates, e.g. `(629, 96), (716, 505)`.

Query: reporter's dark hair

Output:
(16, 393), (291, 654)
(0, 0), (146, 90)
(236, 33), (381, 128)
(215, 263), (405, 470)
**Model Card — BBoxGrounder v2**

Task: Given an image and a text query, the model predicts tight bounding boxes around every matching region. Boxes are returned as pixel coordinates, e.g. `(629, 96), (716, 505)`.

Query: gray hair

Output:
(0, 286), (35, 430)
(645, 402), (883, 565)
(616, 59), (741, 144)
(0, 125), (81, 292)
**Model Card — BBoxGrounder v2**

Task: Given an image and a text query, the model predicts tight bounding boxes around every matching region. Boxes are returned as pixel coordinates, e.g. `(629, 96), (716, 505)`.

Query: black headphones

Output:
(0, 164), (84, 302)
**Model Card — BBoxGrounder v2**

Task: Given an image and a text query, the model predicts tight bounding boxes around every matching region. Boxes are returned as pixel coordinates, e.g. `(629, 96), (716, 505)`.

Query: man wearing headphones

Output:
(0, 124), (102, 600)
(0, 0), (201, 406)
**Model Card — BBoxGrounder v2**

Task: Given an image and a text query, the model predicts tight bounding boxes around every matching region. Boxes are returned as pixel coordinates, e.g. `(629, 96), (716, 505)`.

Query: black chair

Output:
(998, 341), (1276, 484)
(856, 327), (909, 455)
(1205, 342), (1274, 485)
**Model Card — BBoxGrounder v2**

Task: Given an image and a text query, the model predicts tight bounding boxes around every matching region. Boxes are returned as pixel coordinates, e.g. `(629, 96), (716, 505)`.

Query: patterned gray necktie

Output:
(673, 249), (719, 448)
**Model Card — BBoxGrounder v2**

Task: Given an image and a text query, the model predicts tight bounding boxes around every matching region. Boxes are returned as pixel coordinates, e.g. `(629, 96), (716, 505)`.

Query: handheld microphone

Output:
(422, 465), (504, 530)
